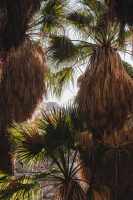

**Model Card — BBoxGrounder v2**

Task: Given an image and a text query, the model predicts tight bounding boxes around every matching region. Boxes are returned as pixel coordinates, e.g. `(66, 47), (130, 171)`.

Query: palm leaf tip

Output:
(67, 11), (93, 28)
(38, 0), (67, 32)
(48, 35), (78, 62)
(123, 61), (133, 80)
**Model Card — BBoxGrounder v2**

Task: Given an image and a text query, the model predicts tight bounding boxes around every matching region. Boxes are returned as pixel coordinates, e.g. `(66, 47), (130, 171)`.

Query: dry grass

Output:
(76, 47), (133, 134)
(0, 38), (45, 132)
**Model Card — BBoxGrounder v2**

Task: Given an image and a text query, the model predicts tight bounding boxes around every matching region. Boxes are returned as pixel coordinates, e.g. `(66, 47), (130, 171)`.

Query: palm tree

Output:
(0, 39), (45, 173)
(0, 104), (132, 200)
(0, 1), (132, 198)
(42, 1), (133, 198)
(46, 0), (133, 134)
(0, 0), (69, 175)
(0, 1), (47, 173)
(0, 105), (88, 200)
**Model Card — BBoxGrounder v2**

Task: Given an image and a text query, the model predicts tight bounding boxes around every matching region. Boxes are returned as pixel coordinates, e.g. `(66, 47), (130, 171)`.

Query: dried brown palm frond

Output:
(103, 116), (133, 146)
(98, 142), (133, 200)
(106, 0), (133, 25)
(75, 131), (92, 150)
(76, 47), (133, 134)
(0, 0), (42, 50)
(0, 38), (45, 132)
(56, 179), (87, 200)
(75, 131), (92, 191)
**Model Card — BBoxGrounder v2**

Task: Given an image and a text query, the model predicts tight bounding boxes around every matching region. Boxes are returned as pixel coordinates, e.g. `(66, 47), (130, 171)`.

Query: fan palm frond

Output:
(45, 67), (74, 97)
(29, 0), (67, 35)
(7, 105), (89, 199)
(48, 35), (79, 63)
(9, 123), (46, 168)
(0, 171), (41, 200)
(67, 11), (93, 29)
(9, 105), (86, 167)
(38, 105), (86, 151)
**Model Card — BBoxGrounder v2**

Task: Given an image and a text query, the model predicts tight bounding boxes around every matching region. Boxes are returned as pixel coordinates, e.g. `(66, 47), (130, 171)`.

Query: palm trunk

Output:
(0, 52), (13, 174)
(0, 134), (12, 174)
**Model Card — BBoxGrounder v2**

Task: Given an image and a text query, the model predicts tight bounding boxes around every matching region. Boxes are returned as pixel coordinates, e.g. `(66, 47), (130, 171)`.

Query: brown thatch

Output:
(107, 0), (133, 25)
(76, 47), (133, 134)
(97, 142), (133, 200)
(75, 131), (92, 149)
(0, 0), (42, 50)
(103, 116), (133, 146)
(57, 180), (87, 200)
(0, 38), (45, 132)
(77, 134), (133, 199)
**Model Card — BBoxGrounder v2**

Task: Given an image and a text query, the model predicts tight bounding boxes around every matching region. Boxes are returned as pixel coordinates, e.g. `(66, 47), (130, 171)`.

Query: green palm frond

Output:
(38, 105), (86, 151)
(48, 35), (78, 62)
(80, 0), (104, 17)
(46, 37), (94, 98)
(9, 123), (46, 167)
(54, 67), (74, 97)
(29, 0), (67, 34)
(67, 11), (93, 29)
(123, 61), (133, 79)
(0, 172), (40, 200)
(45, 67), (75, 97)
(9, 105), (86, 167)
(6, 105), (89, 199)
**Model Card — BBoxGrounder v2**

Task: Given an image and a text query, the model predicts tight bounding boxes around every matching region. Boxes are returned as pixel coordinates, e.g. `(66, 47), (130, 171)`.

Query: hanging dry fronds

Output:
(0, 38), (45, 132)
(76, 47), (133, 134)
(0, 0), (42, 50)
(75, 131), (92, 149)
(107, 0), (133, 25)
(75, 131), (92, 191)
(56, 180), (87, 200)
(103, 116), (133, 146)
(98, 142), (133, 200)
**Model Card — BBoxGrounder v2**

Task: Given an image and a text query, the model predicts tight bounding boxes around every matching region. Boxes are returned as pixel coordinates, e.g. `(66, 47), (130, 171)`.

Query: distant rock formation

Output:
(45, 102), (59, 112)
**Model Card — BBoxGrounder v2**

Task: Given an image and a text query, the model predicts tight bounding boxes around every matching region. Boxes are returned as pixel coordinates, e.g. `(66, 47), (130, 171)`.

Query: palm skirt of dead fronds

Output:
(98, 142), (133, 200)
(56, 180), (87, 200)
(76, 47), (133, 134)
(77, 122), (133, 200)
(0, 0), (42, 50)
(107, 0), (133, 25)
(0, 38), (45, 131)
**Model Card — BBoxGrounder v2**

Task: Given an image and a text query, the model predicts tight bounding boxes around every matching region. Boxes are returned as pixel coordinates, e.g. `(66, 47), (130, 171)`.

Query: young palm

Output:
(0, 105), (88, 200)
